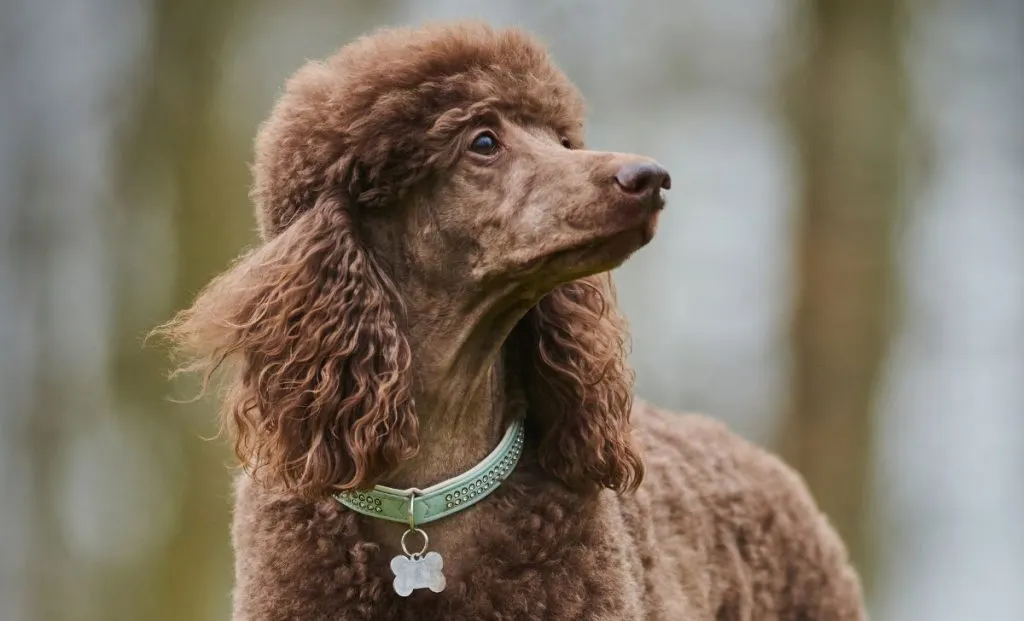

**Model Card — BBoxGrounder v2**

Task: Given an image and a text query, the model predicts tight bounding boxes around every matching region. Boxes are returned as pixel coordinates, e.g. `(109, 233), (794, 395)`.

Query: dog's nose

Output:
(614, 162), (671, 200)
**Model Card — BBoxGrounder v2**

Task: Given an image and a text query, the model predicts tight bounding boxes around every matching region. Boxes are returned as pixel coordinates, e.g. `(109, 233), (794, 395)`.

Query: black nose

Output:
(614, 162), (671, 199)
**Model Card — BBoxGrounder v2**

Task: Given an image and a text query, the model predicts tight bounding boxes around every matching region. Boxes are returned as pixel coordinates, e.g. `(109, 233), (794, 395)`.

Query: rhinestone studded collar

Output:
(334, 418), (525, 525)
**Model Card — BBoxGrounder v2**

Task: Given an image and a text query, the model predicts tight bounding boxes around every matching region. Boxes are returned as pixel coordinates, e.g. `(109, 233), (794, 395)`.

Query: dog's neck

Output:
(385, 282), (535, 489)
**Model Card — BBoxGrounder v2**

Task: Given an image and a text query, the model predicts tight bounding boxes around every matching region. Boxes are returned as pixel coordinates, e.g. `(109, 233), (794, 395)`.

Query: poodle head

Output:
(167, 22), (666, 497)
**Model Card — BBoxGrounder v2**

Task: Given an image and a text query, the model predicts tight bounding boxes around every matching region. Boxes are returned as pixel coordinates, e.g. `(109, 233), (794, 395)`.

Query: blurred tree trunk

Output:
(112, 0), (247, 619)
(781, 0), (905, 590)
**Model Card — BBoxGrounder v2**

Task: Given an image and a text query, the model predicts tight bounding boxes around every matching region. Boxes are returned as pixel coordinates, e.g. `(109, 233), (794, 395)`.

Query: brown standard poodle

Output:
(162, 21), (865, 621)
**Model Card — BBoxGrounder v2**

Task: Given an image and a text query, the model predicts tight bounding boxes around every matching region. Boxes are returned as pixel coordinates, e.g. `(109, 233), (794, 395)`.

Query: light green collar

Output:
(335, 418), (525, 526)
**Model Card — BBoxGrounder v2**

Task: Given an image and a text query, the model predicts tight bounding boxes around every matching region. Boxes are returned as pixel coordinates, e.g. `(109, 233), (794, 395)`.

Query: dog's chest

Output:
(323, 492), (645, 620)
(232, 478), (716, 621)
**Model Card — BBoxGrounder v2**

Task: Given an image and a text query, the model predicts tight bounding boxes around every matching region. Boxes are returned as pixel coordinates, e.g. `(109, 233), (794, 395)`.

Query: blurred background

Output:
(1, 0), (1021, 619)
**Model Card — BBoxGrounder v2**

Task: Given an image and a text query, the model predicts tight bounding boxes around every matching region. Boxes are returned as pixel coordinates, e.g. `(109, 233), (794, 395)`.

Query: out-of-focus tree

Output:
(781, 0), (906, 588)
(112, 0), (246, 618)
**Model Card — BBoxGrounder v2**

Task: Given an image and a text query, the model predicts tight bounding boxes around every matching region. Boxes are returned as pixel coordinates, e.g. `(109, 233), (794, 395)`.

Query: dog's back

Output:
(624, 403), (865, 619)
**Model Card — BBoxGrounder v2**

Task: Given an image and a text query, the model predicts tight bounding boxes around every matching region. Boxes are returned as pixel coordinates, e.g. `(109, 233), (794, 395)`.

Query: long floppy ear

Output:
(515, 274), (644, 493)
(158, 192), (417, 498)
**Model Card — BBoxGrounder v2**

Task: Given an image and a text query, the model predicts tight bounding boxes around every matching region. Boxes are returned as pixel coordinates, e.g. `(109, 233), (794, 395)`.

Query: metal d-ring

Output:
(406, 489), (422, 530)
(400, 527), (430, 559)
(401, 490), (429, 558)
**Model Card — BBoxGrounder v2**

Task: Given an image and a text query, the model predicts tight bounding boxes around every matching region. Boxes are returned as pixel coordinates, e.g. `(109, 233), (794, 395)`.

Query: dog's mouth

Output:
(587, 208), (661, 254)
(513, 202), (662, 282)
(544, 214), (660, 271)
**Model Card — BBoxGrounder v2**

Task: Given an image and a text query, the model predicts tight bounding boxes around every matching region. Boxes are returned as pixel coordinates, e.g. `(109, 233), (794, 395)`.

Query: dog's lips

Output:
(518, 204), (661, 278)
(584, 198), (662, 252)
(614, 192), (663, 246)
(639, 210), (660, 246)
(550, 217), (657, 265)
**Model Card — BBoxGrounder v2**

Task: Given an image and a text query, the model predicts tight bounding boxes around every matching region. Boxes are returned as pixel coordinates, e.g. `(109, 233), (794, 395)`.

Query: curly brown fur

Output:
(231, 408), (863, 620)
(516, 277), (642, 492)
(162, 202), (417, 496)
(160, 21), (865, 620)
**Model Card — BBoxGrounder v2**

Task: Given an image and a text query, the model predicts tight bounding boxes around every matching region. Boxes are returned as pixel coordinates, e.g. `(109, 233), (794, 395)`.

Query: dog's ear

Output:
(515, 274), (644, 493)
(160, 191), (417, 498)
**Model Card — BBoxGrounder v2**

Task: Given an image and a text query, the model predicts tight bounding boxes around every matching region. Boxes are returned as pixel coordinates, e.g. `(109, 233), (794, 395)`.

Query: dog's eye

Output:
(560, 137), (573, 149)
(469, 131), (499, 155)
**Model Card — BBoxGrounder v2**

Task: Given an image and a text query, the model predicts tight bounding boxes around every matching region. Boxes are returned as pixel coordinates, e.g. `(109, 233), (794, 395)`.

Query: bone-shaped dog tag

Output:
(391, 551), (446, 596)
(391, 527), (445, 596)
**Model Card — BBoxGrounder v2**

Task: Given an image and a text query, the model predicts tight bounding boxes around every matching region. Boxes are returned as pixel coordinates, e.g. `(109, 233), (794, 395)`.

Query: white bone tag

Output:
(390, 551), (446, 596)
